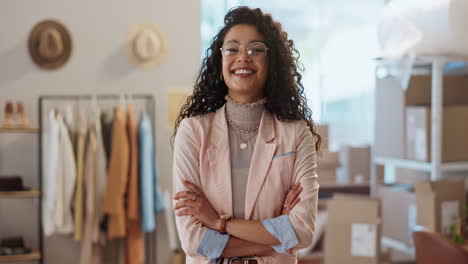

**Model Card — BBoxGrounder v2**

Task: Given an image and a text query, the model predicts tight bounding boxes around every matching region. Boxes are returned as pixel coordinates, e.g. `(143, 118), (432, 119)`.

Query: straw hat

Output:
(126, 22), (167, 69)
(28, 20), (72, 70)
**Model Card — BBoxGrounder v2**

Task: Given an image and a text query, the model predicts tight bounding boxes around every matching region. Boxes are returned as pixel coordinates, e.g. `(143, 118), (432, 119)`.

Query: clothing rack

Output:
(38, 94), (157, 264)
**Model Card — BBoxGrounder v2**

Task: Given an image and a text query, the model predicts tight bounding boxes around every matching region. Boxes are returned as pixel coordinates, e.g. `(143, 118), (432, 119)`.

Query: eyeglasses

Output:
(219, 42), (268, 60)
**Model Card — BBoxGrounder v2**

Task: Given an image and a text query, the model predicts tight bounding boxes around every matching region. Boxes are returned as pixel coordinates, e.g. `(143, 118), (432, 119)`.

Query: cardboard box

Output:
(317, 150), (339, 168)
(406, 105), (468, 162)
(378, 184), (416, 246)
(317, 124), (329, 152)
(317, 167), (338, 184)
(324, 194), (381, 264)
(340, 145), (371, 183)
(415, 179), (465, 235)
(375, 75), (468, 158)
(318, 149), (340, 184)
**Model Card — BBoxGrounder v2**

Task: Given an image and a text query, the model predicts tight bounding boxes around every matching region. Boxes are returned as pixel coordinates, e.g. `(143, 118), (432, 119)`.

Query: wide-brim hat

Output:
(28, 20), (72, 70)
(126, 22), (168, 69)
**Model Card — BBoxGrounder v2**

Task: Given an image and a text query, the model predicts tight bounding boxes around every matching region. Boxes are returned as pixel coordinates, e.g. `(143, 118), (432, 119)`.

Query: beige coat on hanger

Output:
(103, 105), (129, 239)
(125, 105), (145, 264)
(81, 110), (107, 264)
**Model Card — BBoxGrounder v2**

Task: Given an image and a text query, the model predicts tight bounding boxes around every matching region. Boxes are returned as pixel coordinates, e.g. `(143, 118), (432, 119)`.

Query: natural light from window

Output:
(201, 0), (386, 150)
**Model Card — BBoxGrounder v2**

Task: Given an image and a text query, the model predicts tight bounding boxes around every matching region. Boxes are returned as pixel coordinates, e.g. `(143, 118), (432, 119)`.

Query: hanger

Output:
(53, 107), (60, 118)
(129, 92), (140, 114)
(119, 92), (126, 111)
(92, 93), (98, 111)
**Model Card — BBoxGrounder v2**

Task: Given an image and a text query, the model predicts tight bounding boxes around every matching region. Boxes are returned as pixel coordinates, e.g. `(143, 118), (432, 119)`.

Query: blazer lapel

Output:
(245, 110), (277, 220)
(207, 105), (233, 217)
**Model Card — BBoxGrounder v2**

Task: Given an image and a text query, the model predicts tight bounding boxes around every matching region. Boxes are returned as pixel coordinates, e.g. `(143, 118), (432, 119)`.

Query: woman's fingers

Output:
(284, 184), (297, 204)
(289, 197), (301, 211)
(285, 183), (301, 205)
(175, 208), (193, 217)
(173, 190), (195, 200)
(174, 191), (198, 201)
(287, 247), (298, 255)
(290, 185), (302, 203)
(174, 200), (195, 210)
(281, 183), (302, 215)
(183, 180), (200, 193)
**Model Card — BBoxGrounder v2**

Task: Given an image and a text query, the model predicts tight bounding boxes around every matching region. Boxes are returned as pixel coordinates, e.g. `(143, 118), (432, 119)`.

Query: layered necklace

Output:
(224, 95), (266, 150)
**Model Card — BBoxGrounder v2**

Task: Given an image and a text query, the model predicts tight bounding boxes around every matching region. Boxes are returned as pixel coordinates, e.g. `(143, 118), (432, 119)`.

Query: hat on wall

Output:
(126, 22), (168, 69)
(28, 20), (72, 70)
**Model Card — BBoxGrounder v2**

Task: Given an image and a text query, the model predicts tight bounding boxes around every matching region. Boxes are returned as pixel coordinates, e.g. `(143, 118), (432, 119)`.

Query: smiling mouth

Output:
(232, 68), (256, 76)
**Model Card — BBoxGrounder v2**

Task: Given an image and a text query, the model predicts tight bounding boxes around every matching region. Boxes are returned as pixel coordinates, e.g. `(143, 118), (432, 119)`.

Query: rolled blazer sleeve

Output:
(288, 120), (319, 249)
(173, 118), (227, 259)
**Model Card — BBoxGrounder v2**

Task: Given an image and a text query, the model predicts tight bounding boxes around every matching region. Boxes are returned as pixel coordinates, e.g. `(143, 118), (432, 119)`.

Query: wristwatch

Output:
(219, 216), (230, 234)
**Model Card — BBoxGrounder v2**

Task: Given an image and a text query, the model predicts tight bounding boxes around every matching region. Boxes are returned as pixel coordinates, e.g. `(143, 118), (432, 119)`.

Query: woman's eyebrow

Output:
(224, 40), (265, 44)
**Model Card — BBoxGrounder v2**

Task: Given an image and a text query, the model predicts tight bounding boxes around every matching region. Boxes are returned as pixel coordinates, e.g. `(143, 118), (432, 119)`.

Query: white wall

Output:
(0, 1), (200, 263)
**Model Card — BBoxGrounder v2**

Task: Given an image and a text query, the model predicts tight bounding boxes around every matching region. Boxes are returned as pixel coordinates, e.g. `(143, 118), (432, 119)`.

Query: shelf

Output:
(319, 183), (370, 194)
(0, 127), (39, 133)
(375, 55), (468, 66)
(0, 189), (40, 198)
(0, 251), (41, 262)
(381, 236), (415, 257)
(374, 157), (468, 172)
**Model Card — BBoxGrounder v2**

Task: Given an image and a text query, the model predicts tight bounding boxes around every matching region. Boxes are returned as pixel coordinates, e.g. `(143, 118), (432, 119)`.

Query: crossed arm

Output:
(173, 180), (302, 257)
(172, 119), (317, 260)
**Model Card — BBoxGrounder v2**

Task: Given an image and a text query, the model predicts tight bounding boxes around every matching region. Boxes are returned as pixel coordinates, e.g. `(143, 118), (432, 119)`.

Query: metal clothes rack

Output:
(38, 94), (157, 264)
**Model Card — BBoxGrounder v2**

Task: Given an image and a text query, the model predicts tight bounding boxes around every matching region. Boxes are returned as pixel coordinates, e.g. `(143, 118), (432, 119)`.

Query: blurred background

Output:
(2, 0), (468, 264)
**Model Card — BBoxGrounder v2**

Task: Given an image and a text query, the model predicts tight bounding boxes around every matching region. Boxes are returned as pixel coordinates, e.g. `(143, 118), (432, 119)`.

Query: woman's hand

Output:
(281, 183), (302, 215)
(173, 180), (221, 231)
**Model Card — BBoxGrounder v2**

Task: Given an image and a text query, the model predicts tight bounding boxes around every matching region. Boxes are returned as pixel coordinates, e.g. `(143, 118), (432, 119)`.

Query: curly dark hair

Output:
(173, 6), (321, 152)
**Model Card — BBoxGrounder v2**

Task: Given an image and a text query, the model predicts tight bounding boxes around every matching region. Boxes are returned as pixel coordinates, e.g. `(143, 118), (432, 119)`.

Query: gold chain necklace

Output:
(225, 112), (259, 150)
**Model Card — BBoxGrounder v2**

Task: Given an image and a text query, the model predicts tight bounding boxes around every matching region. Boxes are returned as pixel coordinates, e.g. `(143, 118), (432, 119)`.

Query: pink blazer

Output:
(173, 104), (319, 264)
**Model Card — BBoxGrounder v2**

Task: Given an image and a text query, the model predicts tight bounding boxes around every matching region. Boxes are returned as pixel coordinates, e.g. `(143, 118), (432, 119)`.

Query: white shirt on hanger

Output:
(55, 114), (77, 234)
(42, 110), (59, 236)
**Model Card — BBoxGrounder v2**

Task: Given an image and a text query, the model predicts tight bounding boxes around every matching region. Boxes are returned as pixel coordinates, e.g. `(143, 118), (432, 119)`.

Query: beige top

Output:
(225, 96), (265, 219)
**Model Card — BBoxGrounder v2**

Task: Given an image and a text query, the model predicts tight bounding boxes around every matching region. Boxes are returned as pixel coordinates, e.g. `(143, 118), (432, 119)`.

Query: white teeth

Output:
(234, 69), (253, 75)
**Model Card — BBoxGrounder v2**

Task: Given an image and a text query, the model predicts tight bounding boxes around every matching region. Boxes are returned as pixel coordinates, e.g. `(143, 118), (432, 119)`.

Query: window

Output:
(201, 0), (385, 150)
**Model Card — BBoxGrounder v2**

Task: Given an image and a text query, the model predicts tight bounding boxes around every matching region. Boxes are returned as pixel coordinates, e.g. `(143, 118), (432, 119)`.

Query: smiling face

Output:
(221, 24), (269, 103)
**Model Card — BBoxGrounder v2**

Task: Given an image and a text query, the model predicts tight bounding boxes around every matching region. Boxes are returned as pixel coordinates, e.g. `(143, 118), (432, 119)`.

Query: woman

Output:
(172, 6), (321, 264)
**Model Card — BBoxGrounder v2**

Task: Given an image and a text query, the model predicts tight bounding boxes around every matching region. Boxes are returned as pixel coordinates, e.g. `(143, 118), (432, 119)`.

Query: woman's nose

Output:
(236, 47), (251, 62)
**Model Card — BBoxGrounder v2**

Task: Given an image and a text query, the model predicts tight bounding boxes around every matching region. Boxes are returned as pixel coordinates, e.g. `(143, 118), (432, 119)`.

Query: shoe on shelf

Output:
(15, 101), (30, 128)
(2, 101), (15, 128)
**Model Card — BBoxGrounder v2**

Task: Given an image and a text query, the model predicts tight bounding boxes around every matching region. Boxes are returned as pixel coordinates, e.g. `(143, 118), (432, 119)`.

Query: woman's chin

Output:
(228, 83), (259, 93)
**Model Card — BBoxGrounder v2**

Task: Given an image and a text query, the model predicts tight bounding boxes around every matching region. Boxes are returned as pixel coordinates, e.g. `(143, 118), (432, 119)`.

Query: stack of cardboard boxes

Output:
(415, 179), (465, 235)
(320, 180), (465, 263)
(339, 145), (371, 184)
(406, 105), (468, 162)
(375, 75), (468, 161)
(375, 74), (468, 260)
(378, 179), (465, 249)
(316, 125), (372, 185)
